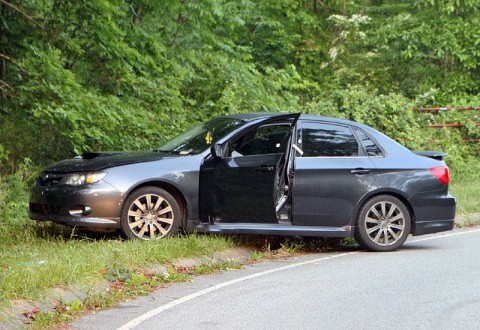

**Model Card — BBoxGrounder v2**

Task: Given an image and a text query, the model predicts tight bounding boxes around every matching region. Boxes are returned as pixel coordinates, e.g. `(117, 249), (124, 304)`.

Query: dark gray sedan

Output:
(29, 113), (456, 251)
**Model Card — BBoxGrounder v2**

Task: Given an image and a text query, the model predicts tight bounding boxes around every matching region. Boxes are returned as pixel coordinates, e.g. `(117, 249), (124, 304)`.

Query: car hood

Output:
(44, 151), (178, 173)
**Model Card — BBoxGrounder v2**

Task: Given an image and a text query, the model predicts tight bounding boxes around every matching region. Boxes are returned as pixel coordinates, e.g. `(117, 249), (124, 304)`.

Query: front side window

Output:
(229, 124), (291, 157)
(300, 122), (359, 157)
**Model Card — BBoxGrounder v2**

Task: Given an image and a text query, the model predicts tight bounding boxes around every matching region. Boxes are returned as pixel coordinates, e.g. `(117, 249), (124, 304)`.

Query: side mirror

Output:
(211, 143), (225, 158)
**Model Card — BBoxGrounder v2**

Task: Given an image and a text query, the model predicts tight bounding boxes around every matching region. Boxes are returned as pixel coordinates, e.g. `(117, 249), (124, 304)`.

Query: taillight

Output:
(429, 166), (449, 185)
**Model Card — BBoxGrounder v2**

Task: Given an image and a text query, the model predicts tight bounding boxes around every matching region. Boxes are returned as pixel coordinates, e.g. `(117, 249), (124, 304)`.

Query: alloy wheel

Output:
(124, 191), (177, 240)
(364, 200), (406, 246)
(355, 195), (411, 252)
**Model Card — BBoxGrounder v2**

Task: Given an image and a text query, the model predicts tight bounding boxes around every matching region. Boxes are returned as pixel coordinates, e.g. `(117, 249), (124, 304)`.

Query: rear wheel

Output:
(120, 187), (182, 240)
(355, 195), (411, 252)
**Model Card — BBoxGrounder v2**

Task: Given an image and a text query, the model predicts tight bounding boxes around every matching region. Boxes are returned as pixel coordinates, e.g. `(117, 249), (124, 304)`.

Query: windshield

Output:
(156, 117), (245, 155)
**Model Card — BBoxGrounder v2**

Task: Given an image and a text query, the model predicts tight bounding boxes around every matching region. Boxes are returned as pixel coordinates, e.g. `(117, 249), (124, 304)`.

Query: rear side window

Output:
(300, 122), (359, 157)
(354, 128), (383, 156)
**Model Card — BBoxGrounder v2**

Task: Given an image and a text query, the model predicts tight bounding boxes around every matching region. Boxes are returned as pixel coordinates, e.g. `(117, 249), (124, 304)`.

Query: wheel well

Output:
(356, 192), (415, 233)
(127, 181), (187, 227)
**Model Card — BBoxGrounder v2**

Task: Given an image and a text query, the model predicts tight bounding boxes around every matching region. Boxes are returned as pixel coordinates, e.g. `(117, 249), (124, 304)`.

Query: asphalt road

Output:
(73, 228), (480, 330)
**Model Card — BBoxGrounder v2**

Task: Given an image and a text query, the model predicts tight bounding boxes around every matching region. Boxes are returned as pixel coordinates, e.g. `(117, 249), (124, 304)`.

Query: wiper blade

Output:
(154, 149), (178, 154)
(154, 149), (194, 156)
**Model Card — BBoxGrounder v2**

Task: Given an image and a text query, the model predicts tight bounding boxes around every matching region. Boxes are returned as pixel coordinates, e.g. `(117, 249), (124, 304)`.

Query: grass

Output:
(25, 257), (243, 329)
(0, 226), (235, 308)
(450, 176), (480, 215)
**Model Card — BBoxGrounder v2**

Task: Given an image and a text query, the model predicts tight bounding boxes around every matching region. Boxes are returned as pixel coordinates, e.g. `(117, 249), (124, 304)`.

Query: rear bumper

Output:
(413, 219), (455, 236)
(411, 192), (456, 236)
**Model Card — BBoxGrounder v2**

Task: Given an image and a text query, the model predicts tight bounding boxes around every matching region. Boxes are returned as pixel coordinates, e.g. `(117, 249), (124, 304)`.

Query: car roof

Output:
(299, 114), (359, 126)
(222, 112), (408, 151)
(222, 112), (286, 120)
(223, 112), (364, 128)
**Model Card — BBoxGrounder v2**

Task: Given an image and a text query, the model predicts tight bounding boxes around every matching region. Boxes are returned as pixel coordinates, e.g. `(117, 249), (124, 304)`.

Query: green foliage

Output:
(158, 265), (191, 283)
(1, 0), (321, 173)
(370, 1), (480, 102)
(0, 158), (38, 243)
(0, 233), (234, 306)
(105, 257), (133, 282)
(301, 86), (422, 149)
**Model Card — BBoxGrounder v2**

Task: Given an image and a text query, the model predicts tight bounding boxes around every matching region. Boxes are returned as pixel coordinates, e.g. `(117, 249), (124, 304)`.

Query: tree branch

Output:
(0, 0), (46, 31)
(0, 53), (18, 65)
(0, 80), (12, 90)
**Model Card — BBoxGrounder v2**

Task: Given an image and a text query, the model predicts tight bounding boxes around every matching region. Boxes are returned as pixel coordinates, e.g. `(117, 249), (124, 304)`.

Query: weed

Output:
(83, 291), (118, 311)
(279, 239), (305, 254)
(249, 251), (265, 262)
(455, 213), (480, 228)
(29, 311), (57, 329)
(193, 259), (241, 275)
(66, 299), (83, 314)
(158, 265), (191, 283)
(104, 250), (133, 282)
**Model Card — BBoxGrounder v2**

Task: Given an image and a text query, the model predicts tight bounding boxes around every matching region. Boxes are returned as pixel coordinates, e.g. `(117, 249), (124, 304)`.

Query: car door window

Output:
(300, 122), (359, 157)
(229, 124), (291, 157)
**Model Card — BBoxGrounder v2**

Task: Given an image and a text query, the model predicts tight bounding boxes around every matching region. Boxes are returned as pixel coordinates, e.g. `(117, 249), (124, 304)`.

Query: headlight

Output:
(60, 172), (107, 186)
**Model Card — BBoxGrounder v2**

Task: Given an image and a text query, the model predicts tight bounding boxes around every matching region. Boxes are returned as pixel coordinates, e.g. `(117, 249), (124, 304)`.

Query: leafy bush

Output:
(300, 86), (479, 175)
(0, 159), (38, 243)
(301, 86), (422, 149)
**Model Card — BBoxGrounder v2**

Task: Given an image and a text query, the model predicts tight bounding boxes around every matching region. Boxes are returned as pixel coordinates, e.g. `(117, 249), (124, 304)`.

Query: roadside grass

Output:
(0, 225), (235, 309)
(450, 175), (480, 215)
(28, 258), (243, 329)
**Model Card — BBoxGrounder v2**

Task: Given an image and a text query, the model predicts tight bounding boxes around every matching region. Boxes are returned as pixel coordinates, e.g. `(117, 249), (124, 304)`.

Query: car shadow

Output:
(399, 243), (440, 251)
(33, 221), (124, 241)
(230, 235), (363, 253)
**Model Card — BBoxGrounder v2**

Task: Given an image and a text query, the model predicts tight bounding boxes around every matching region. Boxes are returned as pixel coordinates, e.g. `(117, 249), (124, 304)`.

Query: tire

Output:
(120, 187), (182, 240)
(354, 195), (411, 252)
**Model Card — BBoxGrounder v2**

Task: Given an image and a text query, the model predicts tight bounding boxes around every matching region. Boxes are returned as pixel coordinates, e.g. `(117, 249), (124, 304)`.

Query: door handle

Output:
(351, 168), (371, 175)
(256, 165), (274, 172)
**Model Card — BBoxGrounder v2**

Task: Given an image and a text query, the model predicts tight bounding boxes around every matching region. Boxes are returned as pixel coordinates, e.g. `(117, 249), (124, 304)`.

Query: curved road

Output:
(74, 228), (480, 330)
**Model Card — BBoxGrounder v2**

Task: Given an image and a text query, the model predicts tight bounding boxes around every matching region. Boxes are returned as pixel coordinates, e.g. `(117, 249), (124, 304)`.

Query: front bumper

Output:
(29, 181), (124, 229)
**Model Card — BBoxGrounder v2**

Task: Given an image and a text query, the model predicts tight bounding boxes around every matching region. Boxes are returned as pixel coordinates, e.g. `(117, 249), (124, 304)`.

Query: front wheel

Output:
(120, 187), (182, 240)
(355, 195), (411, 252)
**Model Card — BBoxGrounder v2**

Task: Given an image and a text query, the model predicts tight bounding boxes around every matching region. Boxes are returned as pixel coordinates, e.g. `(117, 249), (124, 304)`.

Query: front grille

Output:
(38, 172), (64, 186)
(29, 203), (61, 215)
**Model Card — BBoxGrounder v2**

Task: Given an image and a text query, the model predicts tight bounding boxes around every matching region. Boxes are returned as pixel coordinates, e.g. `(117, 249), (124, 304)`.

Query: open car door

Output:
(199, 113), (300, 224)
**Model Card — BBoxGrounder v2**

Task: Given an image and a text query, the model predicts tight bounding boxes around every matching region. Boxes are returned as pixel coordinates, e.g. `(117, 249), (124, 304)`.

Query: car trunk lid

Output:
(413, 150), (447, 161)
